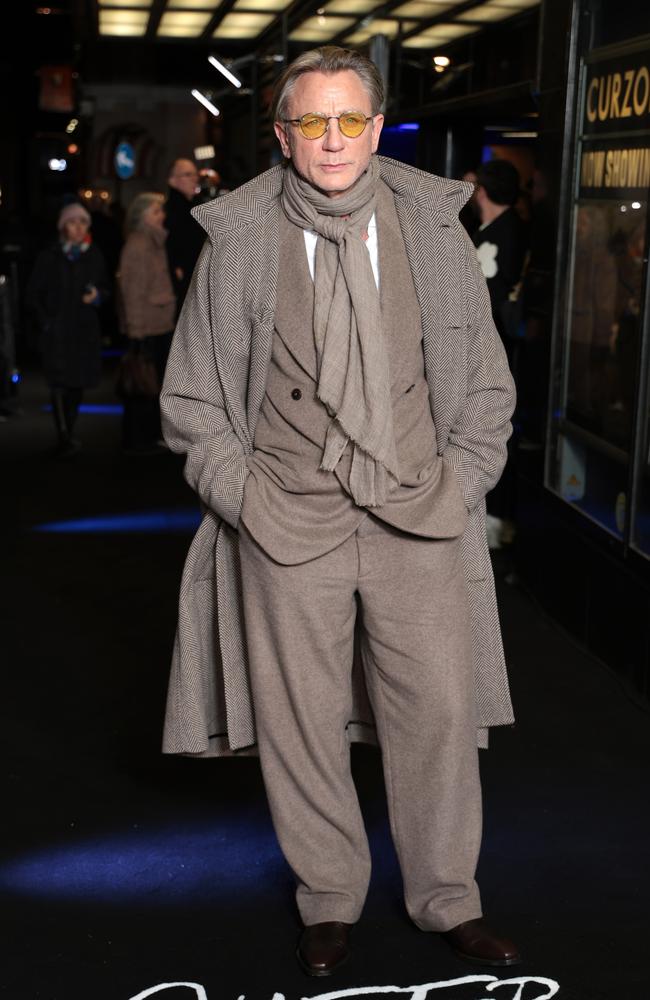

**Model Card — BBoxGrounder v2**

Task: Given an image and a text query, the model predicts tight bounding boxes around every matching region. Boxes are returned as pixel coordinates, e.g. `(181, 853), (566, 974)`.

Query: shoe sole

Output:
(296, 946), (350, 977)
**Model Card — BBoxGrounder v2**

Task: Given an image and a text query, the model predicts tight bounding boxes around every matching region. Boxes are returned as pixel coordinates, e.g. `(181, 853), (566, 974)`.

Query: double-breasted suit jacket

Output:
(160, 155), (516, 757)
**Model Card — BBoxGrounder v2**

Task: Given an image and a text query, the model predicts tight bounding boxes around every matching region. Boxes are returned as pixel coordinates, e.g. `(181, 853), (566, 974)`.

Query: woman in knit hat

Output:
(27, 201), (109, 456)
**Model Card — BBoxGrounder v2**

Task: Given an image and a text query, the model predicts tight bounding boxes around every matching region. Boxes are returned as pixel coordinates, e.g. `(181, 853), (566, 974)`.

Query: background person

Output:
(472, 159), (528, 360)
(27, 202), (108, 456)
(117, 192), (176, 453)
(165, 158), (205, 315)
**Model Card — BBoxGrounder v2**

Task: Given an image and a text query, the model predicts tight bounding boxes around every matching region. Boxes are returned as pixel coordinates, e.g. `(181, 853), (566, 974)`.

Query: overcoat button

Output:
(291, 388), (302, 400)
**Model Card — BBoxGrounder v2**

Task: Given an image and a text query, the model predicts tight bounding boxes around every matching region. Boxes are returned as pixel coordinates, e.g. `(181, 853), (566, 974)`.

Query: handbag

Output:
(116, 341), (160, 399)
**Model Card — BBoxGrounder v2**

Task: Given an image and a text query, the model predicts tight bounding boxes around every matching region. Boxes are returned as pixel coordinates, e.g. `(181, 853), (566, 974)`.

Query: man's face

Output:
(169, 159), (199, 200)
(274, 70), (384, 199)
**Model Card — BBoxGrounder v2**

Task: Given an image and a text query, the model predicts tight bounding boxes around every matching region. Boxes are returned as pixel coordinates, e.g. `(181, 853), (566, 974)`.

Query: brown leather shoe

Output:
(442, 918), (521, 966)
(297, 921), (353, 976)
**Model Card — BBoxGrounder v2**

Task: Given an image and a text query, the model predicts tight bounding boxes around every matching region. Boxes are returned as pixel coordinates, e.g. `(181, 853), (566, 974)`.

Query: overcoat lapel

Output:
(391, 188), (467, 452)
(274, 211), (318, 380)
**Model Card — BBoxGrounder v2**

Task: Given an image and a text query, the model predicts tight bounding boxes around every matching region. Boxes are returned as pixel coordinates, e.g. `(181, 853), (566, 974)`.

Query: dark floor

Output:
(2, 368), (649, 1000)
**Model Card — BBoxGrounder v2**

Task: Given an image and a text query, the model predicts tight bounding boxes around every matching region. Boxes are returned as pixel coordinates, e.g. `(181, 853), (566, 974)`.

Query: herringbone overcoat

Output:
(160, 156), (516, 757)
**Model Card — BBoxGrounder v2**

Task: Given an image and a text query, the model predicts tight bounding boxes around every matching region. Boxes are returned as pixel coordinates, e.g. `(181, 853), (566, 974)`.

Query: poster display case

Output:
(546, 35), (650, 555)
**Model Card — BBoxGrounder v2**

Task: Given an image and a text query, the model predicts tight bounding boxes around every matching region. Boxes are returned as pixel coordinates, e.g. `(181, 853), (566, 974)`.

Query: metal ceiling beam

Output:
(146, 0), (167, 38)
(200, 0), (240, 39)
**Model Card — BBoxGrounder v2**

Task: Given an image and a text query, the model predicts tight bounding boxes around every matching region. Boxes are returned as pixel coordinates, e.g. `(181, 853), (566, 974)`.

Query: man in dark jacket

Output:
(472, 159), (528, 354)
(165, 158), (205, 315)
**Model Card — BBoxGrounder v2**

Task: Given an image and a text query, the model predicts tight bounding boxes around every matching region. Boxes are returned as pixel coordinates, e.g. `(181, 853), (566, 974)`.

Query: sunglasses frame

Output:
(282, 111), (375, 140)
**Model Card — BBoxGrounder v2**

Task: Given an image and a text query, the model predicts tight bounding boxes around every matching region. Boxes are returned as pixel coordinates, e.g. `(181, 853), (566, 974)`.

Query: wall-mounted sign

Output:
(114, 141), (136, 180)
(579, 40), (650, 198)
(582, 48), (650, 136)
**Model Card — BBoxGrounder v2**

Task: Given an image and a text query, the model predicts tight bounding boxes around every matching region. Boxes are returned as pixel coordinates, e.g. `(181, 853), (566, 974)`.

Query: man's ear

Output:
(370, 113), (384, 154)
(274, 121), (291, 160)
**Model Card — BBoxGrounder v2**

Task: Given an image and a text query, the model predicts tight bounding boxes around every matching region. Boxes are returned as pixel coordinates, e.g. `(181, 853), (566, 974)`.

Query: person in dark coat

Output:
(165, 158), (205, 315)
(27, 202), (108, 455)
(472, 159), (528, 357)
(471, 161), (528, 546)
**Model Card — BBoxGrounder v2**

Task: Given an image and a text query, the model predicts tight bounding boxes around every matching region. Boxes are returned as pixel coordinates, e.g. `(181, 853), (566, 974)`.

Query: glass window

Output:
(631, 293), (650, 557)
(546, 30), (650, 546)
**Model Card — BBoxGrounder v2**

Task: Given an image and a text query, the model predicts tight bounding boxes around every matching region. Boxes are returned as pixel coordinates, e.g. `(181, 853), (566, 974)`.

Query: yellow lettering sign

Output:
(585, 65), (650, 125)
(586, 146), (650, 189)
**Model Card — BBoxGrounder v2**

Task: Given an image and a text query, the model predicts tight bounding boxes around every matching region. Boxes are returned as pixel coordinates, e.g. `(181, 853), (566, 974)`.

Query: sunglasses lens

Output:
(300, 114), (328, 139)
(339, 113), (368, 137)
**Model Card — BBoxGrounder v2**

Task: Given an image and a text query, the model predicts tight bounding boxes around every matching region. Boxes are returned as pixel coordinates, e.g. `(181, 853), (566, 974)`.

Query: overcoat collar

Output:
(192, 156), (473, 239)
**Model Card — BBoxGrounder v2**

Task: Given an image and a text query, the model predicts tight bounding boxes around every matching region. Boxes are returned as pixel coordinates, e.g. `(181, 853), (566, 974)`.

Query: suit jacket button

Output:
(291, 388), (302, 400)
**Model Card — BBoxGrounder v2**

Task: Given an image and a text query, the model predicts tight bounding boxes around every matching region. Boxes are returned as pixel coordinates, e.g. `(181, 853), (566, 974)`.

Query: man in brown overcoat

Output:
(161, 46), (519, 976)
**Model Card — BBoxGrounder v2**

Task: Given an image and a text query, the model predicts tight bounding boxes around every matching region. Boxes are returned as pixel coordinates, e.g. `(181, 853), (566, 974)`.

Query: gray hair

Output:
(271, 46), (386, 123)
(125, 192), (164, 234)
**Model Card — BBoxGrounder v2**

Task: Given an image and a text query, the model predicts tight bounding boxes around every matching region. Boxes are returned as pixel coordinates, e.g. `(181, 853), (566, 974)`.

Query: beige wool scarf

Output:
(281, 158), (400, 507)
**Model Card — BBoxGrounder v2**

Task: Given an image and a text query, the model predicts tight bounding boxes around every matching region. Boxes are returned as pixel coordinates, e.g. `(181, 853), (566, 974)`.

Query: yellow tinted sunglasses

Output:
(283, 111), (374, 140)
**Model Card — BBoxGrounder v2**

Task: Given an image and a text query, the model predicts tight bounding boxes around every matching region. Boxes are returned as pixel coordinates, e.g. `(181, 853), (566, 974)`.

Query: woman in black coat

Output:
(27, 202), (108, 455)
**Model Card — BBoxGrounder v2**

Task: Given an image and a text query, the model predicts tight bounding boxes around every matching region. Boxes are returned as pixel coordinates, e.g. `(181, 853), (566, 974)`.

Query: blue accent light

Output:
(395, 123), (420, 132)
(41, 403), (124, 415)
(0, 822), (285, 904)
(34, 507), (202, 534)
(101, 348), (125, 359)
(11, 372), (20, 384)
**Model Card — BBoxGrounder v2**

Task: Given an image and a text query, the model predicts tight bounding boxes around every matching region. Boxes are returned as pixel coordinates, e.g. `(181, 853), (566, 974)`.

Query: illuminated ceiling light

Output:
(345, 18), (418, 42)
(66, 118), (79, 133)
(232, 0), (293, 9)
(490, 0), (540, 6)
(433, 55), (450, 66)
(290, 15), (357, 40)
(48, 158), (67, 172)
(167, 0), (218, 7)
(392, 1), (454, 15)
(97, 0), (152, 6)
(213, 12), (275, 38)
(324, 0), (384, 11)
(402, 23), (478, 46)
(456, 1), (529, 22)
(67, 143), (79, 154)
(158, 11), (211, 35)
(208, 55), (242, 89)
(194, 144), (216, 160)
(191, 89), (220, 116)
(631, 201), (642, 209)
(98, 9), (149, 35)
(501, 130), (538, 137)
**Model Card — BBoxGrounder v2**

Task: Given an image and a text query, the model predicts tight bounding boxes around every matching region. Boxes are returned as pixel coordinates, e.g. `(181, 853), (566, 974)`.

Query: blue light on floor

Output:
(34, 508), (201, 534)
(41, 403), (124, 415)
(0, 821), (286, 904)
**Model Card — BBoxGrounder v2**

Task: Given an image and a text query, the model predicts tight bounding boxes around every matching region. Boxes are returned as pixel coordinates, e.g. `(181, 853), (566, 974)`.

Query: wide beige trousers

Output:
(238, 514), (483, 932)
